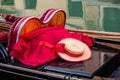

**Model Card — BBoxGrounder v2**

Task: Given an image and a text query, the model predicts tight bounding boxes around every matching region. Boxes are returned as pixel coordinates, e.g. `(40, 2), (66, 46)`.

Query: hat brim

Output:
(57, 38), (92, 62)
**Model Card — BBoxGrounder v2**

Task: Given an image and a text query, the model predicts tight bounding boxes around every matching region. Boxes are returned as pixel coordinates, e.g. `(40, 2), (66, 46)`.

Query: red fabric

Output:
(0, 33), (7, 42)
(10, 26), (94, 67)
(7, 18), (21, 53)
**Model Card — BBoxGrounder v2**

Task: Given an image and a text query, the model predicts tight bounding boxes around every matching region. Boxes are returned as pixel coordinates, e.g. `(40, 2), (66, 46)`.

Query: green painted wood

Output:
(1, 0), (14, 5)
(0, 9), (16, 14)
(25, 0), (37, 9)
(103, 7), (120, 32)
(68, 0), (83, 18)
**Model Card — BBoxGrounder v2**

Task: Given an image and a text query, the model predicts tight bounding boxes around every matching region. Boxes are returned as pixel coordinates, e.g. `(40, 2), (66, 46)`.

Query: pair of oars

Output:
(68, 28), (120, 39)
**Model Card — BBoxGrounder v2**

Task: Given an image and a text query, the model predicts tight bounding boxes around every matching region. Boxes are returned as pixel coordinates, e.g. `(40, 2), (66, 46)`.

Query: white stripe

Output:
(16, 17), (35, 43)
(43, 9), (62, 23)
(43, 9), (55, 21)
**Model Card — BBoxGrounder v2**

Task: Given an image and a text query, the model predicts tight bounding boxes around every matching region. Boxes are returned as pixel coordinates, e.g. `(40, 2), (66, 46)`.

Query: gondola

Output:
(0, 9), (120, 80)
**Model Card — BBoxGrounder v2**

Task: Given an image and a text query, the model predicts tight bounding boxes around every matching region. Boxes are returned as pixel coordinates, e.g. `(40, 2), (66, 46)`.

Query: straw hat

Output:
(57, 38), (92, 62)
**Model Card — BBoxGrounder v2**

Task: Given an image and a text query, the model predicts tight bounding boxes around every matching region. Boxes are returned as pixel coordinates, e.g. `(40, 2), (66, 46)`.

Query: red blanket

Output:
(10, 26), (94, 67)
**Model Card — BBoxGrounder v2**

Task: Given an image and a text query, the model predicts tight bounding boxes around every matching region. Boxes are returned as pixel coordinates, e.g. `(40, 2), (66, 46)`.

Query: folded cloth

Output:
(0, 33), (7, 42)
(10, 26), (95, 67)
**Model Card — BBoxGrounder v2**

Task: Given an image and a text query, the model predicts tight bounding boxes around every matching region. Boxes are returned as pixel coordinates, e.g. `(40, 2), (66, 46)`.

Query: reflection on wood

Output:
(85, 50), (101, 73)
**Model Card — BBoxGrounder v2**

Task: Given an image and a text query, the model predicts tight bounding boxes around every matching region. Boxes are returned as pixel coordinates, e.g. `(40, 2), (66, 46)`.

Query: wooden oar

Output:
(89, 35), (120, 39)
(67, 28), (120, 39)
